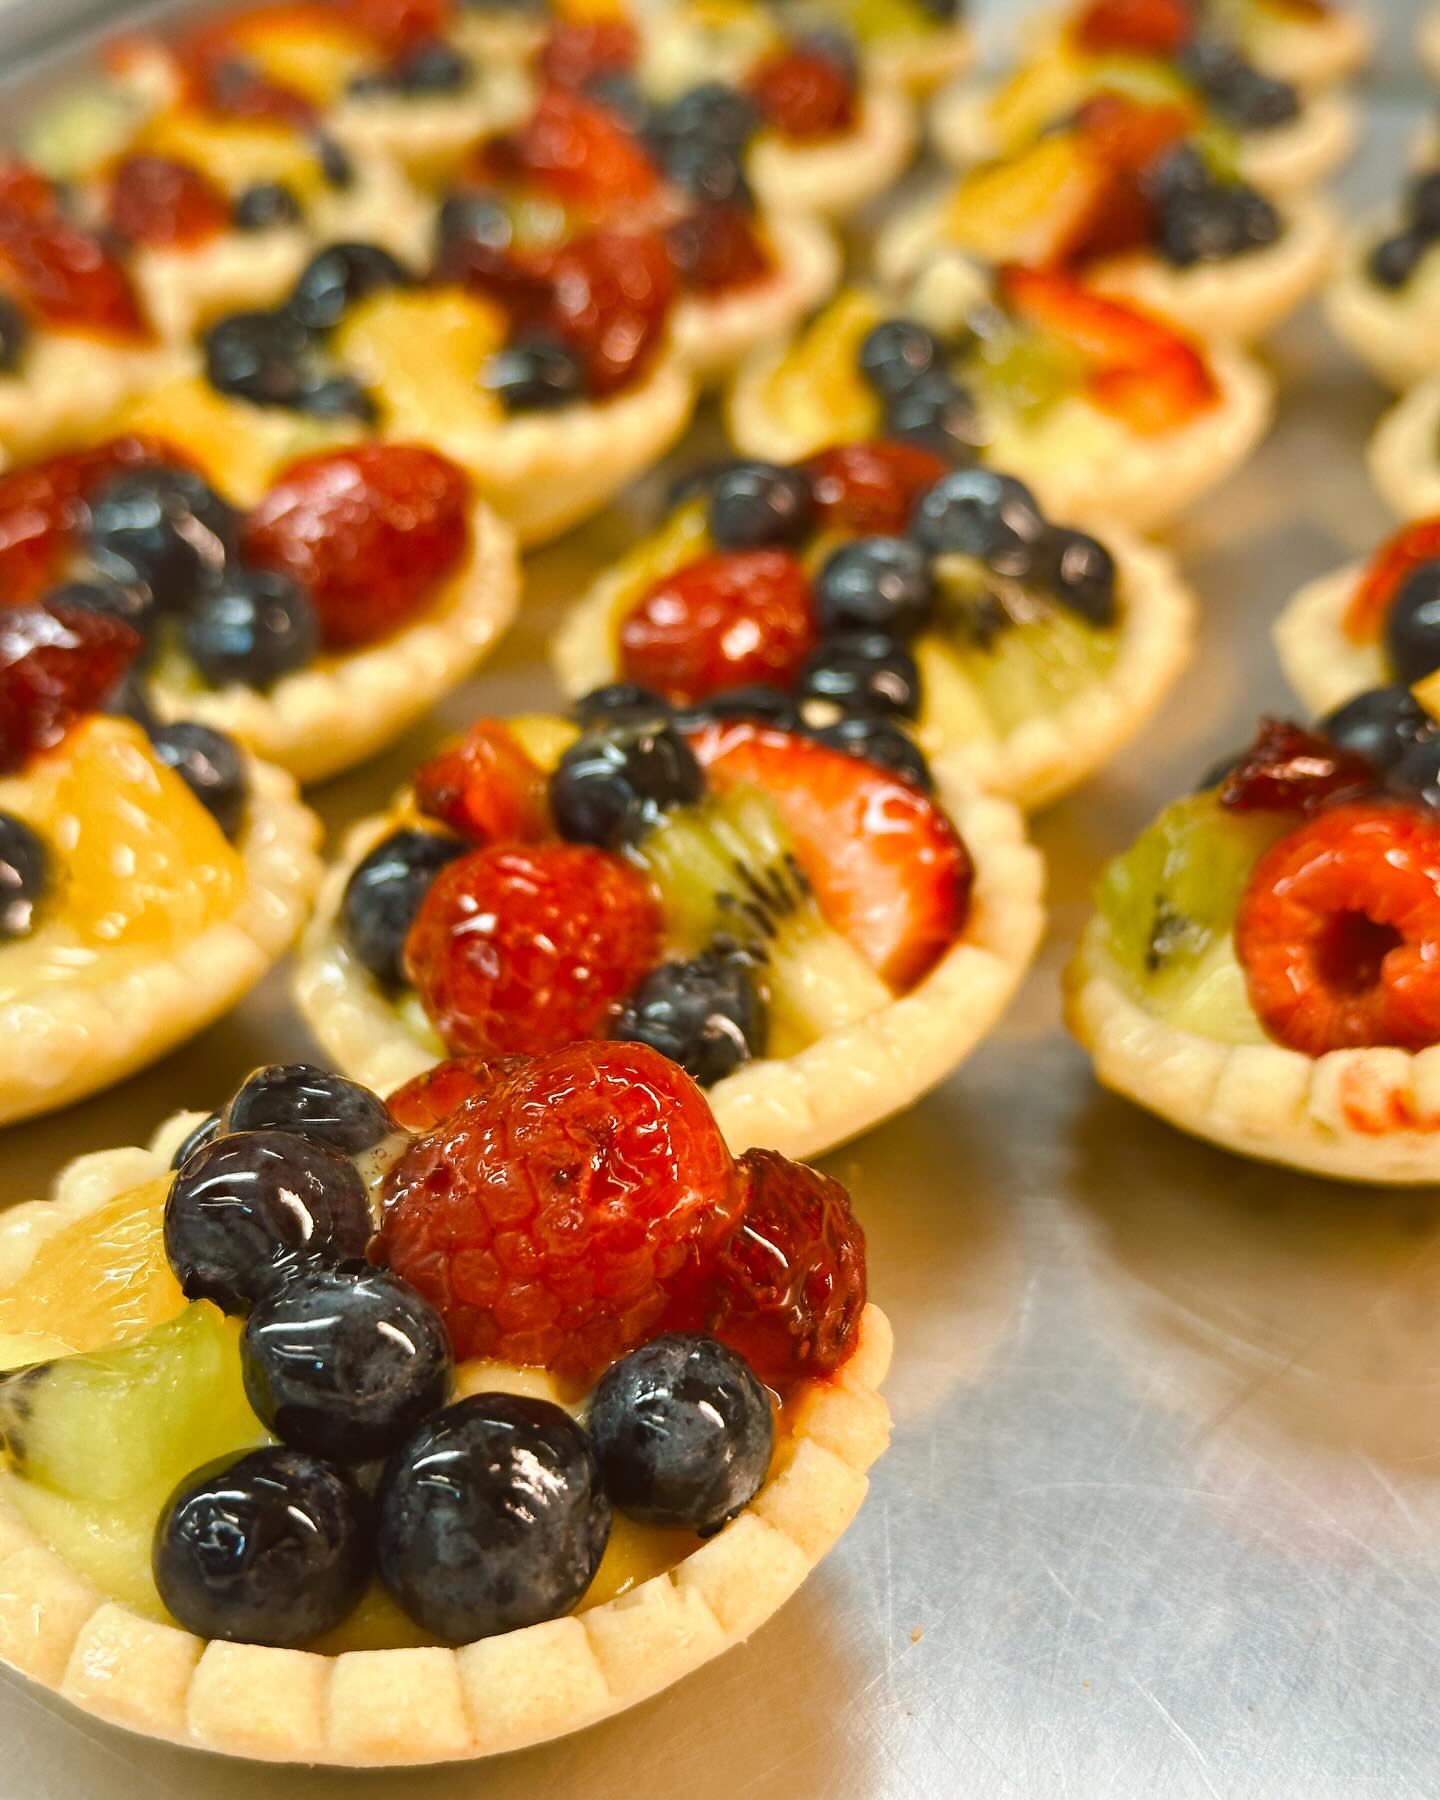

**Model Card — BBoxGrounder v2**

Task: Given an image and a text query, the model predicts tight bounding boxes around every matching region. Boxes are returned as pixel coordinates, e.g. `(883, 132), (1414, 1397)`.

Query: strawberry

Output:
(403, 843), (662, 1057)
(413, 718), (551, 845)
(540, 228), (675, 395)
(380, 1039), (741, 1377)
(1219, 717), (1377, 815)
(1236, 803), (1440, 1056)
(387, 1055), (528, 1133)
(748, 46), (857, 142)
(1344, 519), (1440, 645)
(495, 87), (659, 213)
(0, 601), (140, 774)
(107, 155), (229, 250)
(687, 720), (973, 989)
(243, 445), (470, 650)
(1073, 0), (1195, 55)
(803, 440), (949, 536)
(0, 174), (148, 341)
(538, 19), (640, 90)
(1075, 93), (1195, 175)
(666, 205), (772, 295)
(620, 549), (817, 706)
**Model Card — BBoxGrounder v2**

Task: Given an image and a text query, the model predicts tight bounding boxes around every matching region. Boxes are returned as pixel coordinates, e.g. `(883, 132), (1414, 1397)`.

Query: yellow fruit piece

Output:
(137, 108), (324, 201)
(0, 1333), (76, 1370)
(602, 498), (712, 641)
(1413, 670), (1440, 724)
(7, 1482), (168, 1621)
(987, 53), (1091, 153)
(334, 289), (507, 439)
(763, 289), (885, 452)
(25, 86), (147, 182)
(556, 0), (627, 19)
(0, 1179), (181, 1353)
(943, 135), (1105, 269)
(581, 1513), (701, 1610)
(309, 1583), (434, 1655)
(229, 14), (372, 104)
(507, 714), (581, 773)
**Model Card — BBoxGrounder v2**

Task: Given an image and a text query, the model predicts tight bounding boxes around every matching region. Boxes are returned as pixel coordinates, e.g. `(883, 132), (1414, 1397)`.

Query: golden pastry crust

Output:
(327, 62), (533, 177)
(726, 329), (1274, 533)
(0, 341), (189, 468)
(672, 213), (841, 384)
(294, 772), (1045, 1160)
(129, 230), (311, 345)
(747, 84), (917, 220)
(0, 1125), (893, 1765)
(147, 495), (520, 784)
(0, 757), (321, 1128)
(1325, 223), (1440, 391)
(1367, 380), (1440, 521)
(1271, 556), (1383, 717)
(1066, 919), (1440, 1183)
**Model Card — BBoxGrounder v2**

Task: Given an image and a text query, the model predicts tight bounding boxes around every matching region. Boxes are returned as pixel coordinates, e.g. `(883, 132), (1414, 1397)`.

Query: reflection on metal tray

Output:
(1, 1), (1437, 1795)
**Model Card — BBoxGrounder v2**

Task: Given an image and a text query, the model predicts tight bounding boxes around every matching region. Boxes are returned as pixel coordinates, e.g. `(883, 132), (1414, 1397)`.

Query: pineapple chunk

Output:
(136, 109), (325, 201)
(987, 54), (1093, 153)
(227, 12), (372, 104)
(943, 135), (1107, 269)
(334, 289), (507, 439)
(1413, 669), (1440, 725)
(506, 714), (581, 772)
(763, 290), (886, 453)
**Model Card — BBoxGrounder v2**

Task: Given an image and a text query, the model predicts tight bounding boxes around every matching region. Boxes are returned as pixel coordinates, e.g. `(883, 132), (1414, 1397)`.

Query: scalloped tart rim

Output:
(1325, 220), (1440, 392)
(672, 212), (841, 384)
(1368, 381), (1440, 521)
(0, 1125), (893, 1766)
(1272, 556), (1384, 718)
(747, 83), (916, 219)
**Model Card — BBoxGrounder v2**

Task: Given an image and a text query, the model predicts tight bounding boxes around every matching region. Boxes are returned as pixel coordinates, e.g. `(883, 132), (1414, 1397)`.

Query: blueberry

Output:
(149, 721), (250, 839)
(435, 188), (512, 259)
(1158, 184), (1280, 267)
(647, 83), (757, 158)
(884, 370), (981, 459)
(616, 951), (767, 1085)
(43, 576), (156, 647)
(1391, 734), (1440, 809)
(667, 458), (744, 509)
(183, 565), (318, 690)
(912, 467), (1049, 578)
(1181, 40), (1299, 130)
(1368, 229), (1429, 291)
(1409, 169), (1440, 235)
(549, 720), (705, 849)
(481, 333), (588, 411)
(288, 242), (410, 335)
(1384, 561), (1440, 686)
(164, 1130), (373, 1314)
(1321, 684), (1437, 772)
(0, 295), (29, 375)
(313, 133), (355, 190)
(204, 307), (315, 408)
(859, 318), (947, 400)
(242, 1263), (451, 1463)
(0, 812), (47, 940)
(812, 713), (933, 789)
(227, 1063), (394, 1154)
(232, 181), (302, 231)
(154, 1446), (370, 1647)
(295, 373), (378, 421)
(1141, 143), (1212, 204)
(85, 466), (238, 610)
(653, 136), (750, 208)
(815, 536), (933, 637)
(376, 1394), (610, 1642)
(170, 1111), (222, 1172)
(584, 70), (651, 135)
(1048, 527), (1117, 628)
(391, 37), (472, 92)
(341, 827), (468, 985)
(678, 683), (802, 729)
(708, 461), (814, 550)
(588, 1334), (772, 1533)
(798, 631), (920, 718)
(570, 681), (672, 728)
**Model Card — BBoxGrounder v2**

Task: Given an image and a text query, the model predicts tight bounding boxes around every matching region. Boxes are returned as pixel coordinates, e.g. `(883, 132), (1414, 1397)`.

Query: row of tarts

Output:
(0, 0), (1425, 1771)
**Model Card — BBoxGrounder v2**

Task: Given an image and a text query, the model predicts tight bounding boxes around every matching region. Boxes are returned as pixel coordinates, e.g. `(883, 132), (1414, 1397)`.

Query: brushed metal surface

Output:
(0, 6), (1435, 1795)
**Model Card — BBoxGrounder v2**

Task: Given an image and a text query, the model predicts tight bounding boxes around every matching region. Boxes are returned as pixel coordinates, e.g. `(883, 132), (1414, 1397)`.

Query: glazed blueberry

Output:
(679, 683), (801, 728)
(183, 566), (319, 689)
(884, 370), (981, 459)
(858, 318), (946, 400)
(1157, 184), (1281, 268)
(481, 334), (587, 411)
(164, 1130), (373, 1313)
(1367, 229), (1429, 291)
(1142, 143), (1211, 204)
(653, 135), (750, 208)
(1179, 40), (1299, 129)
(232, 181), (303, 231)
(1321, 684), (1437, 772)
(204, 307), (315, 408)
(1392, 734), (1440, 809)
(242, 1263), (452, 1462)
(227, 1063), (393, 1154)
(798, 632), (920, 718)
(667, 458), (743, 508)
(154, 1447), (370, 1647)
(391, 38), (472, 91)
(85, 466), (238, 610)
(1385, 562), (1440, 686)
(288, 242), (409, 335)
(0, 295), (29, 374)
(584, 70), (652, 135)
(812, 713), (933, 789)
(435, 188), (512, 258)
(149, 721), (250, 839)
(376, 1394), (611, 1642)
(1409, 169), (1440, 235)
(313, 133), (355, 190)
(0, 813), (47, 940)
(295, 373), (378, 421)
(549, 720), (704, 849)
(43, 576), (156, 647)
(815, 536), (933, 637)
(1048, 528), (1118, 628)
(341, 827), (468, 985)
(170, 1111), (222, 1172)
(648, 82), (758, 154)
(616, 951), (767, 1086)
(588, 1334), (772, 1534)
(571, 681), (672, 727)
(912, 467), (1049, 579)
(707, 461), (814, 550)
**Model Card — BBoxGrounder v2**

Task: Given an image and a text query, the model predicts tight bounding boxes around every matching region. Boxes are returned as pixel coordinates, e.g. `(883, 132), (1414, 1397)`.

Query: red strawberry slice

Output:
(803, 440), (949, 536)
(497, 87), (659, 213)
(1073, 0), (1195, 55)
(686, 719), (973, 990)
(1344, 518), (1440, 645)
(413, 718), (551, 845)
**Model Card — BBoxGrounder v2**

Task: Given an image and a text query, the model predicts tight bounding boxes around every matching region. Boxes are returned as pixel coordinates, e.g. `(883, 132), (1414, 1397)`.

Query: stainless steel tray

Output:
(1, 6), (1436, 1794)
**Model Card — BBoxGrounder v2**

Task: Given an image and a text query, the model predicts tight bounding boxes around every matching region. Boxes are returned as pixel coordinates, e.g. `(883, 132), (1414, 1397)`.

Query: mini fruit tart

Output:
(1066, 715), (1440, 1183)
(296, 702), (1042, 1159)
(0, 605), (319, 1124)
(1367, 381), (1440, 524)
(1324, 166), (1440, 392)
(727, 272), (1273, 531)
(551, 446), (1195, 811)
(0, 433), (518, 784)
(877, 101), (1338, 344)
(0, 1049), (892, 1763)
(929, 25), (1355, 198)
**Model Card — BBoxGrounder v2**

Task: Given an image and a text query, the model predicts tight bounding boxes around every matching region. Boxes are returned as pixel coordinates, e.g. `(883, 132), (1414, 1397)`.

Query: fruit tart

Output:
(1366, 382), (1440, 525)
(551, 446), (1195, 811)
(877, 100), (1338, 344)
(0, 433), (517, 784)
(0, 602), (319, 1124)
(1324, 165), (1440, 393)
(1066, 714), (1440, 1182)
(929, 25), (1355, 198)
(295, 699), (1042, 1160)
(727, 271), (1273, 531)
(0, 1049), (892, 1763)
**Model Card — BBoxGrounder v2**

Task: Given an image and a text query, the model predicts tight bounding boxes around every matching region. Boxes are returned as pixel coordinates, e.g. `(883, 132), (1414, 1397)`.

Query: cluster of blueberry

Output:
(1175, 38), (1301, 132)
(1142, 143), (1283, 269)
(1366, 168), (1440, 290)
(155, 1065), (775, 1649)
(346, 35), (475, 99)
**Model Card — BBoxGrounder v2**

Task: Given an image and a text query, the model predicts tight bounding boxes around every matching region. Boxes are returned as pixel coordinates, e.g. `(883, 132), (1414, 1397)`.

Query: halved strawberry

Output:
(803, 440), (949, 536)
(1344, 519), (1440, 645)
(686, 720), (973, 989)
(495, 87), (659, 214)
(538, 19), (640, 90)
(414, 718), (551, 845)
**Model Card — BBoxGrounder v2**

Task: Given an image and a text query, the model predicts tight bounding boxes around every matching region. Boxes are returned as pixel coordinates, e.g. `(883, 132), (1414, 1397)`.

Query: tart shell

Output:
(148, 495), (521, 785)
(0, 756), (321, 1128)
(672, 213), (842, 385)
(0, 1125), (893, 1766)
(1066, 919), (1440, 1184)
(1367, 379), (1440, 521)
(868, 23), (975, 95)
(0, 341), (188, 469)
(1325, 226), (1440, 392)
(1271, 556), (1384, 717)
(747, 84), (917, 220)
(294, 771), (1045, 1161)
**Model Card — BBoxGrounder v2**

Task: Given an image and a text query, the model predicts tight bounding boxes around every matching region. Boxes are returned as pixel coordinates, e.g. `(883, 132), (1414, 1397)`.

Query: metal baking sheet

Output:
(1, 5), (1437, 1794)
